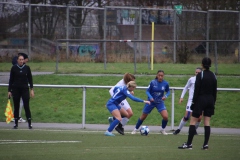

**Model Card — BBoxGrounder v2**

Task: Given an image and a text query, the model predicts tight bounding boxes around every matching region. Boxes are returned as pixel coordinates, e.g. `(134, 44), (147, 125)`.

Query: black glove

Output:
(190, 103), (195, 110)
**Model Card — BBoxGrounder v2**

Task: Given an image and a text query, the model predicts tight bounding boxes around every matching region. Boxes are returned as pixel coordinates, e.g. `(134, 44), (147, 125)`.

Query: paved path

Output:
(0, 122), (239, 135)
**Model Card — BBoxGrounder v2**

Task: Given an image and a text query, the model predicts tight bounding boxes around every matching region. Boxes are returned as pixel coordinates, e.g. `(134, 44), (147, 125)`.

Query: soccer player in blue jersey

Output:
(131, 70), (170, 135)
(108, 73), (136, 135)
(105, 81), (150, 136)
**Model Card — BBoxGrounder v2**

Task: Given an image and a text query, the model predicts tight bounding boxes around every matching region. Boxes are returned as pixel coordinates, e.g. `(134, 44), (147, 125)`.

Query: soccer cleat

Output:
(104, 131), (115, 136)
(29, 125), (33, 129)
(201, 145), (209, 150)
(18, 117), (26, 123)
(115, 123), (124, 135)
(160, 129), (168, 135)
(173, 129), (180, 135)
(131, 129), (138, 134)
(108, 117), (113, 124)
(178, 142), (192, 149)
(13, 125), (18, 129)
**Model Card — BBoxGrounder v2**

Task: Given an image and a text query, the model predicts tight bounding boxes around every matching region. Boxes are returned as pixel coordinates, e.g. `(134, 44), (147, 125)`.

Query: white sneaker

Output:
(131, 129), (138, 134)
(18, 118), (26, 123)
(160, 129), (168, 135)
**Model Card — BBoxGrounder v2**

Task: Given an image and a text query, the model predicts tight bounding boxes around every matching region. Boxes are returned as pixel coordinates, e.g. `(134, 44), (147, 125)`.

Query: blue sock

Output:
(108, 119), (120, 132)
(162, 119), (168, 129)
(135, 118), (143, 129)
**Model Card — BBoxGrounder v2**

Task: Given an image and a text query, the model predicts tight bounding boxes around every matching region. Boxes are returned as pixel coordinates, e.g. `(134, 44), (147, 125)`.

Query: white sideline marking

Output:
(0, 140), (81, 144)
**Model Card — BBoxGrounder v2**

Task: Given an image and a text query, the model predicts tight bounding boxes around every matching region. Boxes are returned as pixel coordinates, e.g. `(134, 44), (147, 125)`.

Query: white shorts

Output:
(186, 100), (193, 112)
(119, 99), (131, 111)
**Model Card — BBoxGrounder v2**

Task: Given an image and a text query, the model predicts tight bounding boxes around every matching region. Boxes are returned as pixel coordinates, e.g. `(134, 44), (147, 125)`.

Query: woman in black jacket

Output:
(8, 54), (34, 129)
(178, 57), (217, 150)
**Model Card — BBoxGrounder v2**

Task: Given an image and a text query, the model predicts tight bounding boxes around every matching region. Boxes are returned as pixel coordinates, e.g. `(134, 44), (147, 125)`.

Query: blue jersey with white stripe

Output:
(107, 86), (144, 105)
(146, 79), (170, 103)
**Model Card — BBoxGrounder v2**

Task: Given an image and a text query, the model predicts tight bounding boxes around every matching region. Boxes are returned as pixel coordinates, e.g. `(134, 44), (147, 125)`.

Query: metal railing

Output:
(1, 83), (240, 129)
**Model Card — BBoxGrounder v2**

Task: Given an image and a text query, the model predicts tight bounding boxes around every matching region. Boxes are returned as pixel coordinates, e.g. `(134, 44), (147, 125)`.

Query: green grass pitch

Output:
(0, 128), (239, 160)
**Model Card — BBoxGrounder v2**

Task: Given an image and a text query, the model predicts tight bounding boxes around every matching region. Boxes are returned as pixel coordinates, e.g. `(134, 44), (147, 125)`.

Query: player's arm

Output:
(146, 82), (154, 102)
(162, 84), (170, 101)
(179, 78), (191, 103)
(192, 73), (201, 104)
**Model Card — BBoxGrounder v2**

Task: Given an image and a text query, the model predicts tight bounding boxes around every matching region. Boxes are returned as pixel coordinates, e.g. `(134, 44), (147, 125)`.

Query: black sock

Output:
(14, 118), (18, 126)
(28, 118), (32, 126)
(204, 126), (211, 146)
(187, 125), (196, 145)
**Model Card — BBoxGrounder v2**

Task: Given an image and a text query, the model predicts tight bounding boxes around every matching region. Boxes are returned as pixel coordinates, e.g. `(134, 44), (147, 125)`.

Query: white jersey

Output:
(180, 76), (196, 102)
(109, 79), (125, 96)
(109, 79), (131, 110)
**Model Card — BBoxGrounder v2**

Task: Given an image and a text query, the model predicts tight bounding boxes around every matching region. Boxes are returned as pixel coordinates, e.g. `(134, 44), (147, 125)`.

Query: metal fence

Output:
(0, 2), (240, 65)
(1, 83), (240, 129)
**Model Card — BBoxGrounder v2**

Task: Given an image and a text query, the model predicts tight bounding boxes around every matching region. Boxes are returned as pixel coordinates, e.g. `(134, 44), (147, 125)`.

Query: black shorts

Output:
(192, 95), (215, 118)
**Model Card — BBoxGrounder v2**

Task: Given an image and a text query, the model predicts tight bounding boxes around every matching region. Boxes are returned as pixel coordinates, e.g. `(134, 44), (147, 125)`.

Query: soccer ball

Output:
(140, 126), (150, 136)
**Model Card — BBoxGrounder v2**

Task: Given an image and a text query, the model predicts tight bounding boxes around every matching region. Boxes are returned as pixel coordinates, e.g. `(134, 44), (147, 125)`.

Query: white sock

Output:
(178, 118), (187, 130)
(121, 117), (129, 127)
(195, 122), (201, 129)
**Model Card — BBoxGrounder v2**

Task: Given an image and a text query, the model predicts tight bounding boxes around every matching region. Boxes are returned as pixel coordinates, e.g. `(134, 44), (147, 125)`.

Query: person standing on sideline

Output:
(108, 73), (135, 135)
(178, 57), (217, 150)
(11, 53), (29, 123)
(105, 81), (150, 136)
(131, 70), (170, 135)
(8, 54), (34, 129)
(173, 67), (202, 135)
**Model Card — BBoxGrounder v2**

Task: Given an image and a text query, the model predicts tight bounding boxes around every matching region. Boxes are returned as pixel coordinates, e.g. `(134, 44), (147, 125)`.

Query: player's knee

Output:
(183, 111), (191, 121)
(128, 112), (133, 118)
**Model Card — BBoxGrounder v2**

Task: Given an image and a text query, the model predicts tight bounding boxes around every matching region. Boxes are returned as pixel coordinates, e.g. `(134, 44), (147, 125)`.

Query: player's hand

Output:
(179, 98), (183, 104)
(131, 91), (134, 95)
(144, 100), (151, 105)
(30, 89), (34, 98)
(8, 92), (12, 98)
(162, 96), (166, 101)
(150, 98), (154, 102)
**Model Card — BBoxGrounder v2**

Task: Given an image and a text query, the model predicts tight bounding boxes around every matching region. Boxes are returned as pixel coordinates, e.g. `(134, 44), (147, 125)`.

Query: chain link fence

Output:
(0, 2), (239, 65)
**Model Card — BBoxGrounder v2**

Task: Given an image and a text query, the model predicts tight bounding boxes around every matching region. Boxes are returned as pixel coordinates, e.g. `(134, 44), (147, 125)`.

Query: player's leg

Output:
(115, 100), (132, 134)
(22, 88), (32, 129)
(173, 110), (191, 135)
(12, 89), (21, 129)
(202, 97), (214, 150)
(131, 103), (153, 134)
(18, 98), (26, 123)
(178, 115), (198, 149)
(115, 107), (129, 135)
(156, 102), (168, 135)
(105, 104), (123, 136)
(202, 116), (211, 150)
(174, 101), (192, 135)
(159, 110), (168, 135)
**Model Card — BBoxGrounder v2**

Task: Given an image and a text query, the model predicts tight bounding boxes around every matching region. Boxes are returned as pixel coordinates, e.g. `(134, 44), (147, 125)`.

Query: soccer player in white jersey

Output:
(173, 67), (202, 135)
(108, 73), (135, 135)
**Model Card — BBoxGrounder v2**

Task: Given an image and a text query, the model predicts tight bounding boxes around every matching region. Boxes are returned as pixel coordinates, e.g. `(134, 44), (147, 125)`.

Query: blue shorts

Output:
(106, 102), (121, 113)
(143, 101), (166, 114)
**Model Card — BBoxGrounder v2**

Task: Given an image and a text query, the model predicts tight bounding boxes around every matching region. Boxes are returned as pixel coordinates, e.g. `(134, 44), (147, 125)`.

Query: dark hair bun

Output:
(202, 57), (211, 69)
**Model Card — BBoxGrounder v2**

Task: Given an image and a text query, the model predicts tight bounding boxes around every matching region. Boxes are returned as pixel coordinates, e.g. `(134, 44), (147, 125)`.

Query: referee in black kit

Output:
(8, 54), (35, 129)
(178, 57), (217, 150)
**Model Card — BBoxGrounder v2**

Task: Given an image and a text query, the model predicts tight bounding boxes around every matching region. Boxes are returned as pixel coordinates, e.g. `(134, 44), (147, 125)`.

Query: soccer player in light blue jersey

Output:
(132, 70), (170, 135)
(105, 81), (150, 136)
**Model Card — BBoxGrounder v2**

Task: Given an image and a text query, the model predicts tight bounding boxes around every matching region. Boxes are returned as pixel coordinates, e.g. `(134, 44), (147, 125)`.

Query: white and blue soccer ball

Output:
(140, 126), (150, 136)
